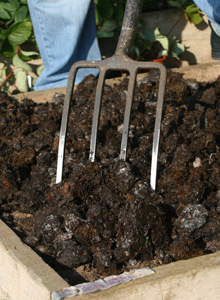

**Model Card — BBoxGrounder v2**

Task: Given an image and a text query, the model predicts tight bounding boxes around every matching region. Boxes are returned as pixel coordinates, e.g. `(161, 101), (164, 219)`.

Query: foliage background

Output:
(0, 0), (203, 92)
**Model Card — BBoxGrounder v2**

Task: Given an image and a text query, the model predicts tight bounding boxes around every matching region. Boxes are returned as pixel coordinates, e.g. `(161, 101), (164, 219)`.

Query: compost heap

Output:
(1, 71), (220, 282)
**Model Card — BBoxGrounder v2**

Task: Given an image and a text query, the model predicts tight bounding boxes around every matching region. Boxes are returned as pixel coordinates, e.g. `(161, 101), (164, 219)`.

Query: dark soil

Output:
(1, 71), (220, 284)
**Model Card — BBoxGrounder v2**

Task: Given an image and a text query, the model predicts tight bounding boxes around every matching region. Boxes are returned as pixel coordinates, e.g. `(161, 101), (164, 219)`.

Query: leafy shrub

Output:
(167, 0), (203, 24)
(131, 27), (185, 61)
(0, 0), (41, 92)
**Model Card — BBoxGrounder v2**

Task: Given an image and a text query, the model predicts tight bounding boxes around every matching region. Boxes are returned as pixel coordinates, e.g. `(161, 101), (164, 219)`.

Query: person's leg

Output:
(28, 0), (101, 90)
(194, 0), (220, 59)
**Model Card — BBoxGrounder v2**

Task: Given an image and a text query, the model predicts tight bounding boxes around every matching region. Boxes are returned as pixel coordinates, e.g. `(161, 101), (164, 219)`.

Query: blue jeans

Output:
(194, 0), (220, 36)
(28, 0), (101, 90)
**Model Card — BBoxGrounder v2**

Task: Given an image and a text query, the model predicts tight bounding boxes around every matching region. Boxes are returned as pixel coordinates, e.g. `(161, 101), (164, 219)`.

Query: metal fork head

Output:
(56, 0), (166, 190)
(56, 56), (166, 190)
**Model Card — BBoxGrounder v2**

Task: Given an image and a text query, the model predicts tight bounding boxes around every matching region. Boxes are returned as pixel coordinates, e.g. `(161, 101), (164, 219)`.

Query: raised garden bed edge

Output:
(1, 219), (220, 300)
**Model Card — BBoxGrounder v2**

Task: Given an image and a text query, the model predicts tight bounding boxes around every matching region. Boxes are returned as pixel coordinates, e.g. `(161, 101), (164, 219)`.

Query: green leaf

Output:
(97, 31), (114, 38)
(158, 49), (168, 57)
(99, 20), (118, 33)
(134, 47), (140, 57)
(96, 0), (114, 19)
(0, 63), (10, 92)
(0, 7), (11, 19)
(14, 5), (28, 22)
(12, 54), (33, 72)
(97, 19), (118, 38)
(20, 0), (28, 4)
(20, 49), (39, 57)
(142, 29), (155, 43)
(8, 21), (32, 45)
(185, 4), (200, 13)
(0, 63), (7, 80)
(95, 7), (103, 25)
(167, 0), (182, 8)
(184, 4), (203, 24)
(0, 39), (15, 58)
(0, 28), (6, 40)
(154, 28), (169, 50)
(156, 35), (169, 50)
(37, 64), (44, 76)
(14, 68), (28, 92)
(171, 41), (185, 58)
(190, 13), (203, 24)
(19, 49), (40, 61)
(1, 0), (20, 12)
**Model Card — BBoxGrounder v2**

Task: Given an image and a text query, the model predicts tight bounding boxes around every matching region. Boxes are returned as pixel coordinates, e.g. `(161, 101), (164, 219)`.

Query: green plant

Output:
(167, 0), (203, 24)
(131, 27), (185, 61)
(0, 0), (41, 92)
(95, 0), (126, 38)
(94, 0), (203, 39)
(95, 0), (186, 62)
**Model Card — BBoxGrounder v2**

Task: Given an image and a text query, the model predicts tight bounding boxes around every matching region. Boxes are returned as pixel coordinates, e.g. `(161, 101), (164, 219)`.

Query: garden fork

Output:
(56, 0), (167, 190)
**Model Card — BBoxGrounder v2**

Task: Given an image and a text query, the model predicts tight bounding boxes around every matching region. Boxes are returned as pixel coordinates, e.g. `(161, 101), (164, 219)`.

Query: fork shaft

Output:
(115, 0), (143, 56)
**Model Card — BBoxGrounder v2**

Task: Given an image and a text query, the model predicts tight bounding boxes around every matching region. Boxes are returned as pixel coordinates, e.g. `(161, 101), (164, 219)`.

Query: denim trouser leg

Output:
(194, 0), (220, 36)
(28, 0), (101, 90)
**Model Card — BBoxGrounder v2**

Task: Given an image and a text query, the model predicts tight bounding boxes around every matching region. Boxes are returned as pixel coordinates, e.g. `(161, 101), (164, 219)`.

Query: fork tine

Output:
(120, 70), (137, 160)
(150, 65), (167, 190)
(56, 0), (167, 191)
(89, 70), (106, 162)
(56, 66), (77, 184)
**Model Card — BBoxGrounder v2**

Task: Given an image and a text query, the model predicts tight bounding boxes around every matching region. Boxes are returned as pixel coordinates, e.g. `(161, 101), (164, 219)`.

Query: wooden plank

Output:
(0, 220), (68, 300)
(11, 86), (67, 104)
(62, 251), (220, 300)
(174, 62), (220, 82)
(11, 62), (220, 105)
(0, 286), (12, 300)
